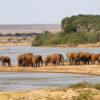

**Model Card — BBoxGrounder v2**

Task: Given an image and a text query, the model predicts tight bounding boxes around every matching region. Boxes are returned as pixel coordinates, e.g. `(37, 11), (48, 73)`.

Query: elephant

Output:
(66, 52), (92, 65)
(17, 54), (23, 66)
(91, 53), (100, 64)
(32, 55), (43, 67)
(23, 54), (33, 66)
(66, 52), (74, 65)
(72, 52), (80, 65)
(0, 56), (11, 66)
(84, 52), (91, 65)
(51, 54), (64, 65)
(76, 52), (91, 65)
(97, 56), (100, 65)
(45, 55), (52, 65)
(17, 53), (33, 67)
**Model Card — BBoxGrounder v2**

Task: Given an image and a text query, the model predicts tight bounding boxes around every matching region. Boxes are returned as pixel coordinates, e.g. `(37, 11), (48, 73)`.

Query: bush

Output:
(31, 31), (100, 46)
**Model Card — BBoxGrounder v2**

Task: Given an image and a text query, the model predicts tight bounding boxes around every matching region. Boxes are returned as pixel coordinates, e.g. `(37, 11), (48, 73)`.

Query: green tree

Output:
(64, 25), (76, 33)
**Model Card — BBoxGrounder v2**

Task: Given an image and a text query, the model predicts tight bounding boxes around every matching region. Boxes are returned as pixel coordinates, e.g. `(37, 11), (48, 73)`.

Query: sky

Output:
(0, 0), (99, 24)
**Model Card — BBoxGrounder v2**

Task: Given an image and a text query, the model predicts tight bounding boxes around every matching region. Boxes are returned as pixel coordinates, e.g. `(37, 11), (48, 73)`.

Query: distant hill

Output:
(0, 24), (61, 34)
(61, 14), (100, 32)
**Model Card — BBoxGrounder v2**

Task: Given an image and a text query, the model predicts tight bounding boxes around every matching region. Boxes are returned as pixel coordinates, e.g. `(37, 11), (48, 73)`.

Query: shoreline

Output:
(1, 42), (100, 48)
(0, 64), (100, 76)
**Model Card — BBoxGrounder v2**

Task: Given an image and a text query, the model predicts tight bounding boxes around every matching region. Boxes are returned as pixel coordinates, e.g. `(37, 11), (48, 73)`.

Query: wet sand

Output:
(0, 64), (100, 76)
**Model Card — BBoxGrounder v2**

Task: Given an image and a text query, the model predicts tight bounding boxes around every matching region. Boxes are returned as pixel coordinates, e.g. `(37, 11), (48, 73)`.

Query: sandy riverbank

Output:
(0, 64), (100, 76)
(0, 82), (100, 100)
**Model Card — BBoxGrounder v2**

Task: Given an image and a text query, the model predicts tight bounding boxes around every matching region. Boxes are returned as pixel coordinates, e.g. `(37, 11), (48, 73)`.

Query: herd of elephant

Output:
(0, 53), (64, 67)
(67, 52), (100, 65)
(0, 52), (100, 67)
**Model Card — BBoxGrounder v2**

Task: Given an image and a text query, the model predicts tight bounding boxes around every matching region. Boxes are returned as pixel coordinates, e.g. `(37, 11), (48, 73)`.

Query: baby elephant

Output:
(0, 56), (11, 67)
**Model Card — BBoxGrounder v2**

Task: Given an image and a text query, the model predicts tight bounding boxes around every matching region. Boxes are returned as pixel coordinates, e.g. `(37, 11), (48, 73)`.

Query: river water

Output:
(0, 72), (100, 92)
(0, 46), (100, 92)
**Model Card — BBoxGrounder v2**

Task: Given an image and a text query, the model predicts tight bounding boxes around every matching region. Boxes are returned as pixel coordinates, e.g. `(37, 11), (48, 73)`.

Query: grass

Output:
(68, 82), (100, 90)
(77, 91), (93, 100)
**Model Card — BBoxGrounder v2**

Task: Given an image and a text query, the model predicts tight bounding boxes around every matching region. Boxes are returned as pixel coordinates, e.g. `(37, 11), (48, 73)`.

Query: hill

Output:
(0, 24), (61, 34)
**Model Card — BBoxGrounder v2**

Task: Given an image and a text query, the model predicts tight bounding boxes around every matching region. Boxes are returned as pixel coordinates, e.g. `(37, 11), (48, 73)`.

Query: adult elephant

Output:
(0, 56), (11, 66)
(17, 54), (24, 66)
(78, 52), (91, 65)
(17, 53), (33, 67)
(45, 55), (52, 65)
(51, 54), (64, 65)
(66, 52), (74, 65)
(32, 55), (43, 67)
(91, 53), (100, 64)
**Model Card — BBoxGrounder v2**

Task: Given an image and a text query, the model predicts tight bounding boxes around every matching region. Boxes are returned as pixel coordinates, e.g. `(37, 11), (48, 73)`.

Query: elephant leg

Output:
(38, 62), (40, 67)
(36, 62), (37, 67)
(41, 60), (43, 66)
(2, 61), (4, 67)
(8, 61), (11, 66)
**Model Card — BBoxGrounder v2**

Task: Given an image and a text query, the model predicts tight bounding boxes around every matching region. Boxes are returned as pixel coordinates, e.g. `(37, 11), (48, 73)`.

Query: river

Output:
(0, 72), (100, 92)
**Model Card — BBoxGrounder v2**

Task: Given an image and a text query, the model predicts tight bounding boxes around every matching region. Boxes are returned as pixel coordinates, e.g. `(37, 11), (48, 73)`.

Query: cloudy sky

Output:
(0, 0), (99, 24)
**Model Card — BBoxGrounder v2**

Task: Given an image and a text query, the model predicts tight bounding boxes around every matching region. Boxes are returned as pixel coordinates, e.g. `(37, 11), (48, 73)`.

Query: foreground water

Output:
(0, 72), (100, 92)
(0, 46), (100, 64)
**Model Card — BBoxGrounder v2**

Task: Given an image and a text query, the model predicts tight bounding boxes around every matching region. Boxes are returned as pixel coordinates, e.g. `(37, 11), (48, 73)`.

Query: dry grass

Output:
(0, 36), (34, 46)
(0, 83), (100, 100)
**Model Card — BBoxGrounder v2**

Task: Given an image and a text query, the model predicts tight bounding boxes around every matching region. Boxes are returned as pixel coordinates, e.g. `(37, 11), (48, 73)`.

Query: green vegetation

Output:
(32, 31), (100, 46)
(61, 14), (100, 32)
(77, 92), (93, 100)
(32, 14), (100, 46)
(68, 82), (100, 90)
(64, 24), (76, 33)
(68, 82), (100, 100)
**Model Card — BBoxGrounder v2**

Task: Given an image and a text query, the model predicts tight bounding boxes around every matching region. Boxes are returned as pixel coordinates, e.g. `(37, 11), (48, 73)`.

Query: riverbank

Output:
(0, 82), (100, 100)
(0, 64), (100, 76)
(40, 42), (100, 48)
(1, 42), (100, 48)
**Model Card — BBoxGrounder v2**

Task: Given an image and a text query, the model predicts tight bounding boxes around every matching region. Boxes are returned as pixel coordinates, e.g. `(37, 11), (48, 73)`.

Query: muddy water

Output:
(0, 46), (100, 64)
(0, 72), (100, 92)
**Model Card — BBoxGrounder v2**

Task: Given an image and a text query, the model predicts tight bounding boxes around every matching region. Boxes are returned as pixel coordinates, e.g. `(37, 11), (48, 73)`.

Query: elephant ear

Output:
(2, 57), (5, 60)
